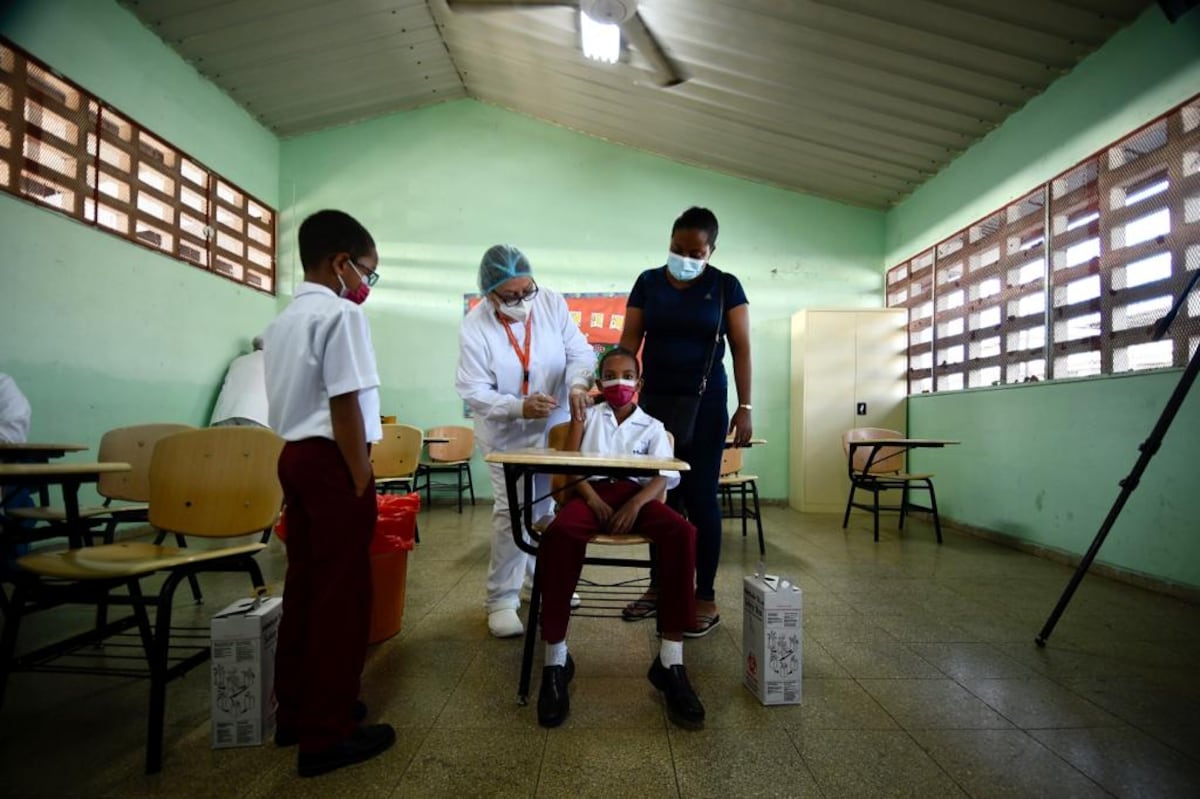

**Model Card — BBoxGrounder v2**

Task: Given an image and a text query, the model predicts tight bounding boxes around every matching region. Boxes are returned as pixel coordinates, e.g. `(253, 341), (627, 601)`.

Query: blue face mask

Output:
(666, 251), (706, 282)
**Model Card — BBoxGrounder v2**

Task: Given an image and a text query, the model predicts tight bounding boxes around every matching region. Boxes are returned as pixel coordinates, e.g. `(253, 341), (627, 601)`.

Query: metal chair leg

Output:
(466, 463), (476, 506)
(173, 534), (203, 604)
(518, 568), (541, 706)
(872, 489), (881, 542)
(0, 579), (28, 709)
(751, 479), (764, 556)
(456, 465), (464, 514)
(842, 483), (856, 528)
(740, 483), (749, 539)
(899, 483), (909, 530)
(145, 570), (185, 774)
(925, 478), (943, 544)
(94, 516), (122, 634)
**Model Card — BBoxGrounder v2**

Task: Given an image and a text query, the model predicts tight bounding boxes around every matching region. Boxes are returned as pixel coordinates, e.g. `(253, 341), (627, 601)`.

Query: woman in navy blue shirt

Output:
(619, 207), (753, 637)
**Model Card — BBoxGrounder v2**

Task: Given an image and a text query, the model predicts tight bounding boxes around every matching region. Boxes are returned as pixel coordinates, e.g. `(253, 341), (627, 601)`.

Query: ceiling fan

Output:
(446, 0), (689, 88)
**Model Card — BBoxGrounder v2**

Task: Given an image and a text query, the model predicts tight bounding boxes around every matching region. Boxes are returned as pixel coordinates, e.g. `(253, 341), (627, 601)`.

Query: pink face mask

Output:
(339, 263), (372, 305)
(600, 379), (638, 408)
(343, 282), (370, 305)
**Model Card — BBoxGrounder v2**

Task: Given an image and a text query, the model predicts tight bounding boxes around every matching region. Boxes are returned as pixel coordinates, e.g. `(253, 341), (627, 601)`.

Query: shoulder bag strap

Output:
(697, 268), (726, 396)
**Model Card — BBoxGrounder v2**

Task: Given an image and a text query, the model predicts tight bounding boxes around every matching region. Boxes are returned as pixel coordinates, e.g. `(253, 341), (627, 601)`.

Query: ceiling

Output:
(119, 0), (1153, 209)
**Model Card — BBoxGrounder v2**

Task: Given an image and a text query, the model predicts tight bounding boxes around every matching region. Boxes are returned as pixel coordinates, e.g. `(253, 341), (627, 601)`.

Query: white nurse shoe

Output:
(488, 608), (524, 638)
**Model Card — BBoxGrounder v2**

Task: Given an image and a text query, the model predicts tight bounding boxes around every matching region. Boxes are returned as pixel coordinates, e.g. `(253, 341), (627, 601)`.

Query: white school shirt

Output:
(456, 287), (595, 453)
(0, 373), (32, 444)
(262, 282), (382, 443)
(210, 350), (269, 426)
(578, 403), (680, 491)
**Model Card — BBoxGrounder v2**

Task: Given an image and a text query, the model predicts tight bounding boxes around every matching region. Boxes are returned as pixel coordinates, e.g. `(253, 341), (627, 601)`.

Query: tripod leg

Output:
(1037, 342), (1200, 647)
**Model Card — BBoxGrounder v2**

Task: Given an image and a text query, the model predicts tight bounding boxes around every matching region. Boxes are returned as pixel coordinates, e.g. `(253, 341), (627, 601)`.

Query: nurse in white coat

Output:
(456, 245), (595, 638)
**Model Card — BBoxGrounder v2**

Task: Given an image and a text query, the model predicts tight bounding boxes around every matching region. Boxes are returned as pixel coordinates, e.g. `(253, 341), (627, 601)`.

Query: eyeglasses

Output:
(495, 281), (538, 307)
(352, 261), (380, 287)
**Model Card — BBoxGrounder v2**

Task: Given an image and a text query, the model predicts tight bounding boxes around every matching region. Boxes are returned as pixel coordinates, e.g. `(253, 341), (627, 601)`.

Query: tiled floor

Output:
(2, 504), (1199, 798)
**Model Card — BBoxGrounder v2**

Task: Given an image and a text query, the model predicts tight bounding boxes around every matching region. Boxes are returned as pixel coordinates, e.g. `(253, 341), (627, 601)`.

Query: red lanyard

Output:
(500, 311), (533, 396)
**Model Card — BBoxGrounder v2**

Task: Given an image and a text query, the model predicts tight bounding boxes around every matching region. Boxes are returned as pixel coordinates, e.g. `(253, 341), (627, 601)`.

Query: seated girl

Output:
(536, 346), (705, 730)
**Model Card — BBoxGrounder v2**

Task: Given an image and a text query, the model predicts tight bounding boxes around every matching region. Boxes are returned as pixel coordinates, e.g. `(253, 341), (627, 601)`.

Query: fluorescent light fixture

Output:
(580, 11), (619, 64)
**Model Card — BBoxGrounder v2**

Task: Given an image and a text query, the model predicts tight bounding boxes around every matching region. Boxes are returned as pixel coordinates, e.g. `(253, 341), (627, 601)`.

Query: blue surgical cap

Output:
(479, 244), (533, 294)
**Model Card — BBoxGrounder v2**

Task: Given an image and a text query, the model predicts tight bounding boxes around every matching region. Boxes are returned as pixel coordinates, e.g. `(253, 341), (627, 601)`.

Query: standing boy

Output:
(262, 209), (393, 777)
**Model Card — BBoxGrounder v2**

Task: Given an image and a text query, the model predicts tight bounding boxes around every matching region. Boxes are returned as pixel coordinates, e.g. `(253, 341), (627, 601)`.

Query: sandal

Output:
(683, 613), (721, 638)
(621, 596), (658, 621)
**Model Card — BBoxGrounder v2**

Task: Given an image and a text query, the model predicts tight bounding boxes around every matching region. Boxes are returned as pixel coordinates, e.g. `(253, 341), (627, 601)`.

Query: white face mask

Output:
(667, 251), (706, 281)
(498, 297), (532, 323)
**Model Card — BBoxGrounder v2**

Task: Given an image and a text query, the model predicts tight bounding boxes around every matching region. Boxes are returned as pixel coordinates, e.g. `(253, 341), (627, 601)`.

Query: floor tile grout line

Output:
(907, 725), (1117, 799)
(646, 704), (679, 799)
(778, 724), (832, 798)
(530, 724), (549, 799)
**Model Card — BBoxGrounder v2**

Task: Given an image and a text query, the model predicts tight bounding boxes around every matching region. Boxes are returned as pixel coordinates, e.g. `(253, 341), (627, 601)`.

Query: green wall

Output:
(0, 1), (280, 469)
(886, 7), (1200, 589)
(279, 100), (886, 499)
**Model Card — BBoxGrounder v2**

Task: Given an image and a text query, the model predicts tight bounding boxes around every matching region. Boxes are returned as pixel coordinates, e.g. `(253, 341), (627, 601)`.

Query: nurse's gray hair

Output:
(479, 244), (532, 295)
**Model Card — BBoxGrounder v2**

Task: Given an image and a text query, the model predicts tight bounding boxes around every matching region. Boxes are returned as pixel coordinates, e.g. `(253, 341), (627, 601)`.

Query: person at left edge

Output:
(0, 372), (34, 563)
(0, 372), (31, 444)
(262, 209), (394, 778)
(211, 336), (269, 428)
(456, 244), (596, 639)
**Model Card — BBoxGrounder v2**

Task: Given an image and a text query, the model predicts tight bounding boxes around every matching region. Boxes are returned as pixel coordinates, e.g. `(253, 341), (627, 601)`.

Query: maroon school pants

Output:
(274, 438), (377, 753)
(539, 480), (696, 643)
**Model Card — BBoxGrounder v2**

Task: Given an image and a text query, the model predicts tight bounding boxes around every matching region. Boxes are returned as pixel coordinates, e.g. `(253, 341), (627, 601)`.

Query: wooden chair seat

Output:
(588, 534), (652, 546)
(9, 502), (149, 522)
(532, 519), (652, 548)
(851, 471), (934, 482)
(719, 473), (759, 486)
(18, 541), (266, 581)
(418, 458), (469, 468)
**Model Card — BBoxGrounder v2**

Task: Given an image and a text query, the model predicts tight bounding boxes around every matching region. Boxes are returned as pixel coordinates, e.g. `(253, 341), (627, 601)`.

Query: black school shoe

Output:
(297, 723), (396, 778)
(275, 700), (368, 747)
(537, 654), (576, 728)
(648, 656), (705, 729)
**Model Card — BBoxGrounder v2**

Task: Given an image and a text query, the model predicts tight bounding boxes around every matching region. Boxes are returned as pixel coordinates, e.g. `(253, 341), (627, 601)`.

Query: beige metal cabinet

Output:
(789, 309), (908, 513)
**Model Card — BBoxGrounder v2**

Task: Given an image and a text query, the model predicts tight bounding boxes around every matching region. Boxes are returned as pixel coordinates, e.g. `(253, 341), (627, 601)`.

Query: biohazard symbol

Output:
(767, 631), (800, 677)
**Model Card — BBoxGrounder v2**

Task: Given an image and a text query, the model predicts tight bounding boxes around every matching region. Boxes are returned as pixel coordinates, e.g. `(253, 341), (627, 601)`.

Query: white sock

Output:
(546, 639), (568, 668)
(659, 639), (683, 668)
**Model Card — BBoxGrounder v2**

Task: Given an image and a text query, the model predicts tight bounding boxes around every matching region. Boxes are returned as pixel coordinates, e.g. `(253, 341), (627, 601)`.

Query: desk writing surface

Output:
(0, 462), (132, 478)
(855, 439), (960, 447)
(0, 442), (89, 455)
(485, 448), (689, 472)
